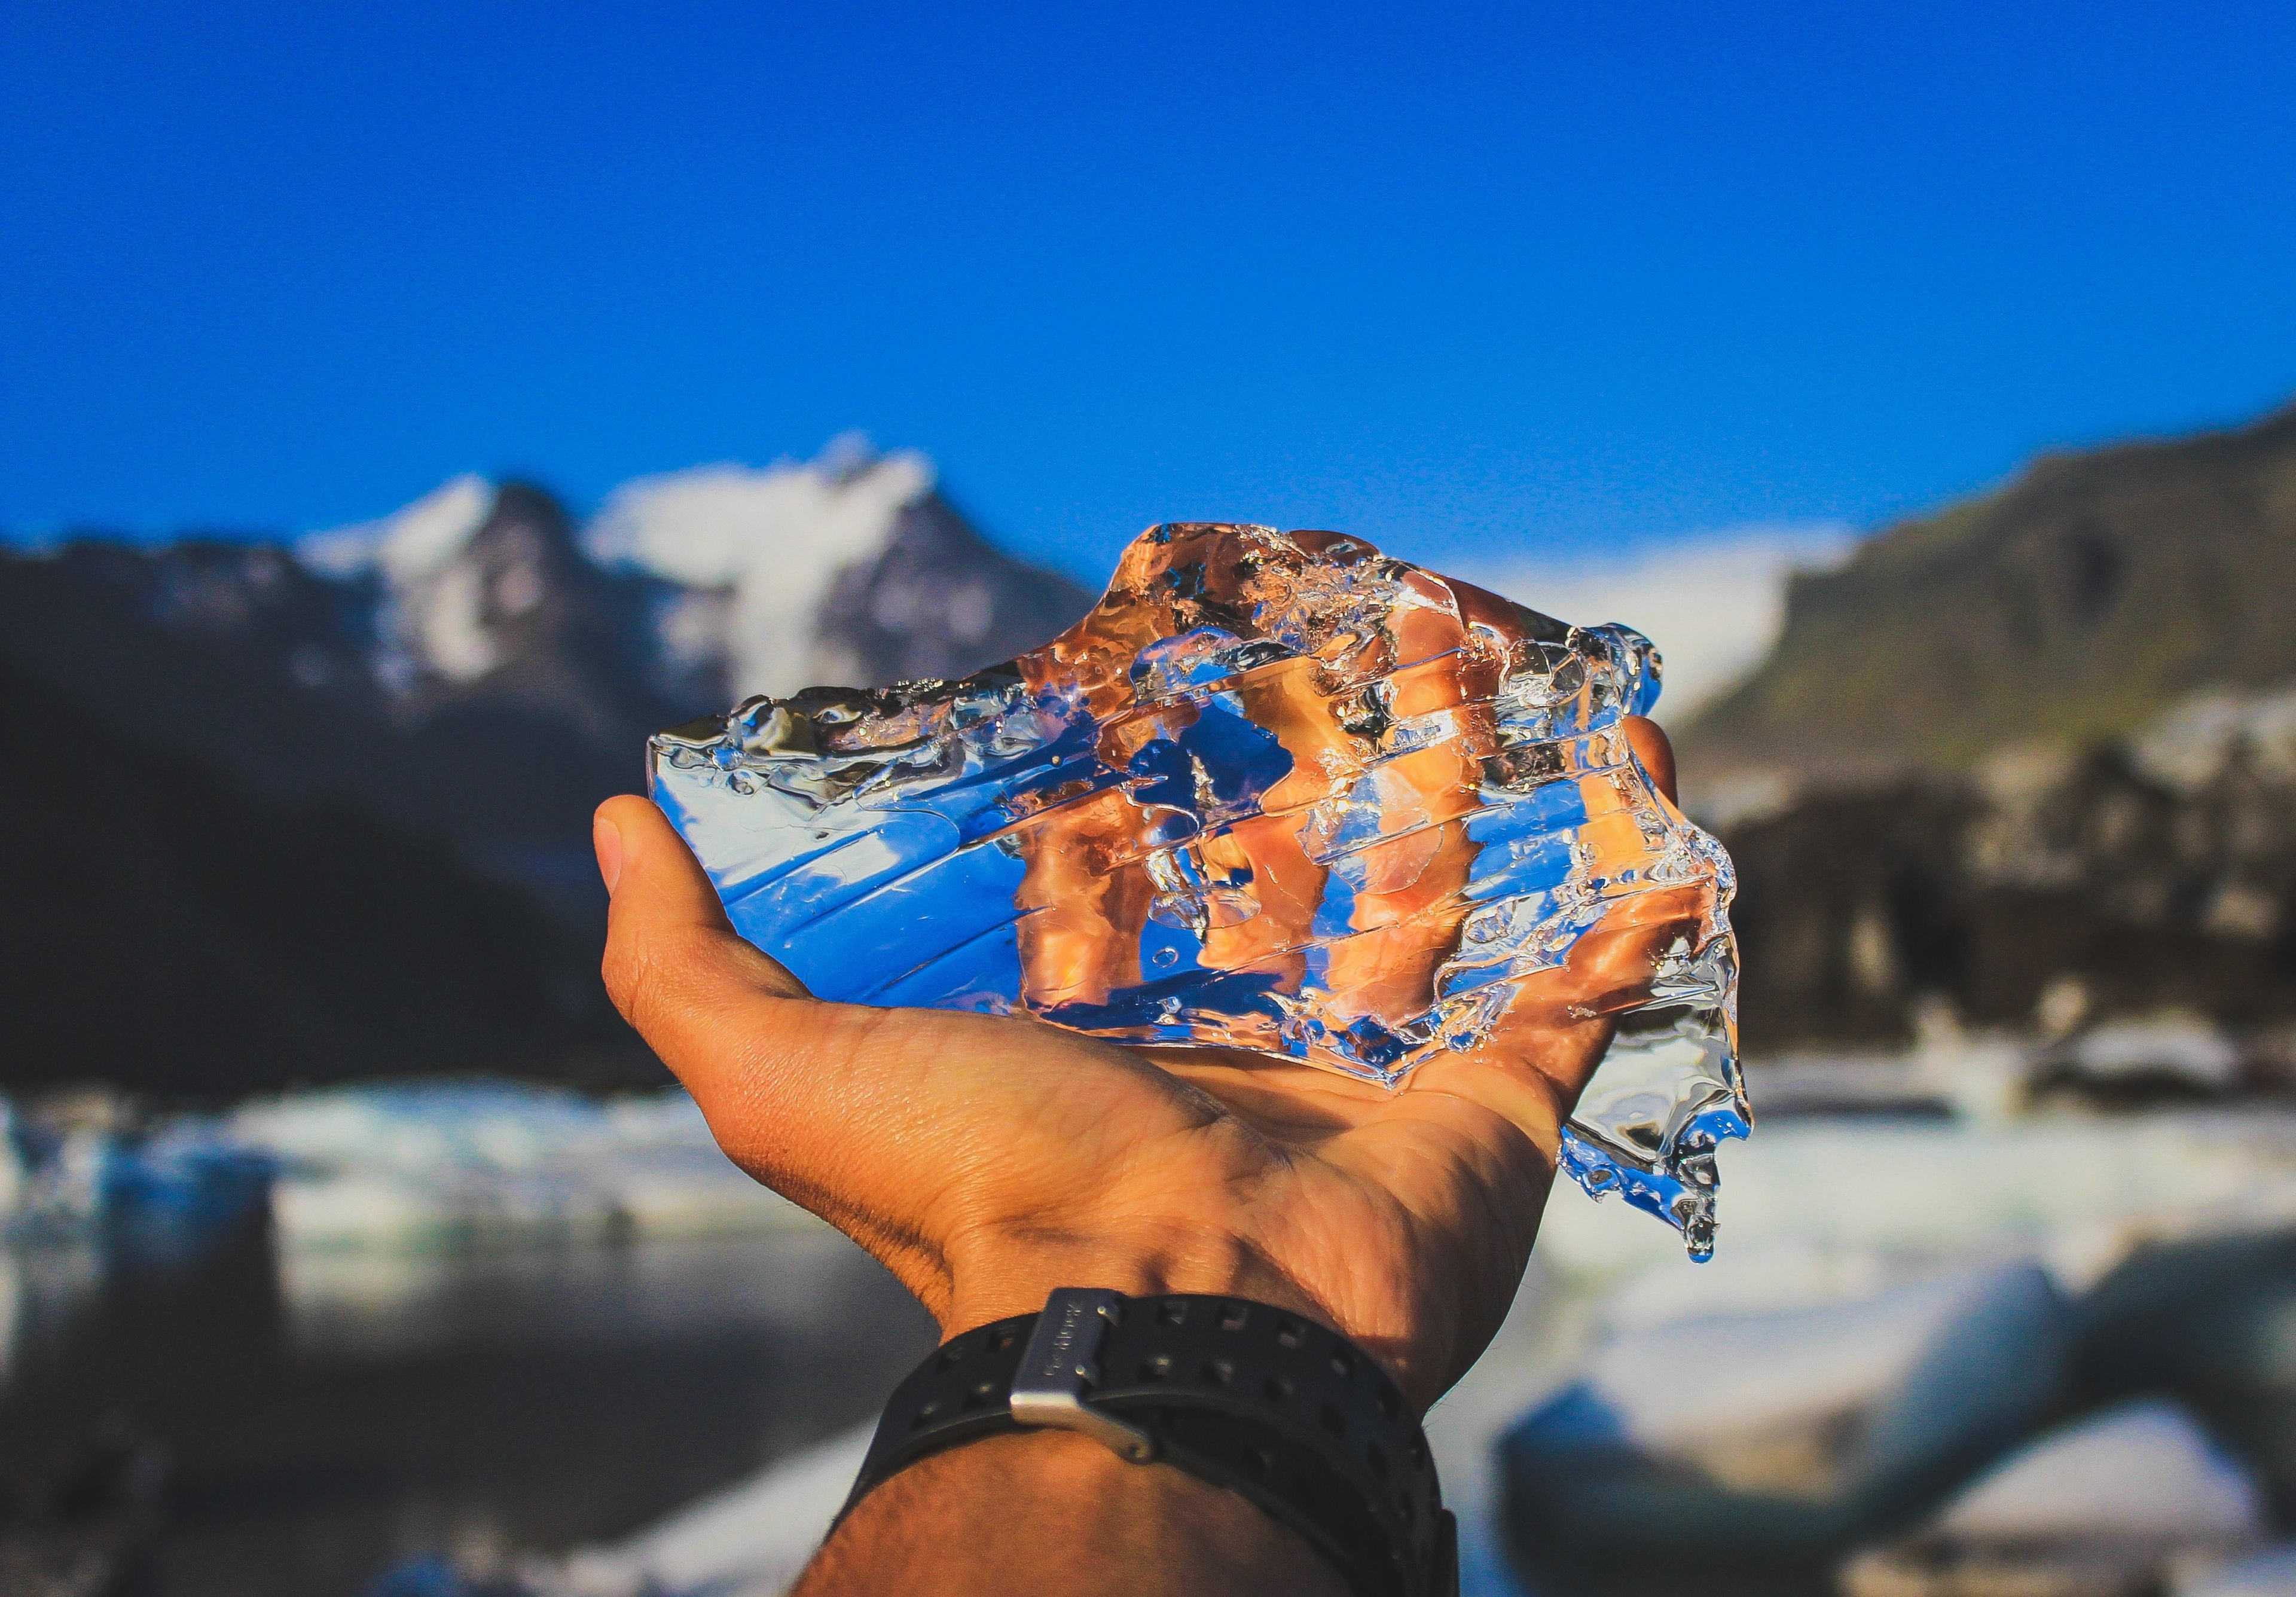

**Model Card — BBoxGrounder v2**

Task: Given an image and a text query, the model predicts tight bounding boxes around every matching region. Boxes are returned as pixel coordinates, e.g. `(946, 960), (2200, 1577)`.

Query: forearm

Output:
(793, 1430), (1352, 1597)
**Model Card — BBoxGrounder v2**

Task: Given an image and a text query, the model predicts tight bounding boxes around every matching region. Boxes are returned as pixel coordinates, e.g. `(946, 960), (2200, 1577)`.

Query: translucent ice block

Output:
(650, 524), (1749, 1256)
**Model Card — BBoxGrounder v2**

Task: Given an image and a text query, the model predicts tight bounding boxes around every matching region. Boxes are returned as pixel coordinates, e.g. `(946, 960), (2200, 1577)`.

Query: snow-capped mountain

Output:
(0, 441), (1091, 906)
(298, 475), (674, 751)
(298, 439), (1089, 723)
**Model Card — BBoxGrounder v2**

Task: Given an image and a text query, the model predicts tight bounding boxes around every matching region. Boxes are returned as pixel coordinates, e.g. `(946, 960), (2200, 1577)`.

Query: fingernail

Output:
(594, 815), (624, 894)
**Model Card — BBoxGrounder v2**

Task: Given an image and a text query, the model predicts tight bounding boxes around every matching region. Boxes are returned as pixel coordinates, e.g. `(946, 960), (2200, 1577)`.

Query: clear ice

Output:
(650, 525), (1750, 1257)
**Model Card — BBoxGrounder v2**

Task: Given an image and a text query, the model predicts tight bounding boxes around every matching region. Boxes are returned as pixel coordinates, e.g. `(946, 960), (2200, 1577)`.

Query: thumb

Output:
(594, 794), (813, 1079)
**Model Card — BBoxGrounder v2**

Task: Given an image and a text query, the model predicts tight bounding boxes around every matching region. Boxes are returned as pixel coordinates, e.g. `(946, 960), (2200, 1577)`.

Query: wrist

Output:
(835, 1285), (1457, 1596)
(938, 1223), (1332, 1349)
(804, 1428), (1351, 1597)
(935, 1221), (1460, 1409)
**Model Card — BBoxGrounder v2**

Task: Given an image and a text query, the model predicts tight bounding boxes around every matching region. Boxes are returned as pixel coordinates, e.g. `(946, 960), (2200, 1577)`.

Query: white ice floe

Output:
(1932, 1399), (2261, 1543)
(1447, 1106), (2296, 1595)
(2178, 1541), (2296, 1597)
(1839, 1400), (2265, 1597)
(1579, 1261), (2061, 1474)
(1535, 1109), (2296, 1292)
(225, 1081), (816, 1255)
(2069, 1014), (2243, 1093)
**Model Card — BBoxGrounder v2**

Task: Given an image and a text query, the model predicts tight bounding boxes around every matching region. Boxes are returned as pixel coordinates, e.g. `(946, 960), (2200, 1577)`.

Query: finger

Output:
(596, 793), (838, 1119)
(1320, 578), (1491, 1024)
(1624, 715), (1677, 805)
(596, 793), (809, 1012)
(1013, 787), (1152, 1008)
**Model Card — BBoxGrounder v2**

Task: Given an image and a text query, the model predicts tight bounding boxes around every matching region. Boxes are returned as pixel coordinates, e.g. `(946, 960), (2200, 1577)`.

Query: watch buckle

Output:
(1010, 1287), (1158, 1464)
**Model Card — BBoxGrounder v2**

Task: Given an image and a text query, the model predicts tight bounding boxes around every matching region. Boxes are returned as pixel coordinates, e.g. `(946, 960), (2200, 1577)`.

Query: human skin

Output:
(591, 716), (1684, 1596)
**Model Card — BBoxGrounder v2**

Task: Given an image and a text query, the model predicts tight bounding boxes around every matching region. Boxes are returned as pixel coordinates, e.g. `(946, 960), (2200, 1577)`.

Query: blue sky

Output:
(5, 0), (2293, 581)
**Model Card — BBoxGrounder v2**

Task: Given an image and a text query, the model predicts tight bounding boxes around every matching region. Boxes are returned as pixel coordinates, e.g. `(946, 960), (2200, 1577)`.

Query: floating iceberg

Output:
(653, 523), (1745, 1255)
(1501, 1261), (2068, 1585)
(1839, 1399), (2264, 1597)
(224, 1081), (815, 1255)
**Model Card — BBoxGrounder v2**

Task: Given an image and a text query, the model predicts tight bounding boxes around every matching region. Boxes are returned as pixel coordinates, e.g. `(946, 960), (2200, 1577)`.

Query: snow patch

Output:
(299, 474), (506, 686)
(587, 438), (935, 699)
(299, 474), (496, 585)
(2133, 682), (2296, 792)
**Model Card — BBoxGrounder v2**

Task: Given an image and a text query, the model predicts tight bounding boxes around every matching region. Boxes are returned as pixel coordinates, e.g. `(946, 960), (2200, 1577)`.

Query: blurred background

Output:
(5, 2), (2296, 1593)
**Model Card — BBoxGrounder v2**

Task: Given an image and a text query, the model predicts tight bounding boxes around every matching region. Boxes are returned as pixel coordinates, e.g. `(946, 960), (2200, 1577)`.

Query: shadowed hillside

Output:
(1683, 402), (2296, 781)
(0, 656), (652, 1098)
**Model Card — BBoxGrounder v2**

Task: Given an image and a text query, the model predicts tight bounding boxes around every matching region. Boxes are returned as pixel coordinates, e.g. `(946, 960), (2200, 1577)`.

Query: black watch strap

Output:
(836, 1288), (1458, 1597)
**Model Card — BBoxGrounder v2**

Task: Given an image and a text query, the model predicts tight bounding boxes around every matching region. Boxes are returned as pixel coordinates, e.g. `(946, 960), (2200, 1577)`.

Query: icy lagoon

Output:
(10, 1079), (2296, 1595)
(0, 1083), (932, 1597)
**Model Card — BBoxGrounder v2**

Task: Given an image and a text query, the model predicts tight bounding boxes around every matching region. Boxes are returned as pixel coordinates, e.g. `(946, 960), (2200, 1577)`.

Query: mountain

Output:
(581, 443), (1094, 699)
(0, 487), (662, 906)
(0, 444), (1092, 1094)
(1681, 402), (2296, 782)
(1678, 399), (2296, 1052)
(0, 445), (1092, 910)
(0, 653), (622, 1100)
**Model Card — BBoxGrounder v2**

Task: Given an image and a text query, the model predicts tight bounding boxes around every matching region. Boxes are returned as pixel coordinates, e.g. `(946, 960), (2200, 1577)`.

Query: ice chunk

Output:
(2181, 1543), (2296, 1597)
(652, 523), (1746, 1255)
(1501, 1262), (2066, 1578)
(1839, 1399), (2263, 1597)
(1929, 1398), (2261, 1542)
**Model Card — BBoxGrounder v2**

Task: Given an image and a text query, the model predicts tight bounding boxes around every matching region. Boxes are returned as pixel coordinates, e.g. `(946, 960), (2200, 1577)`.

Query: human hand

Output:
(593, 716), (1689, 1414)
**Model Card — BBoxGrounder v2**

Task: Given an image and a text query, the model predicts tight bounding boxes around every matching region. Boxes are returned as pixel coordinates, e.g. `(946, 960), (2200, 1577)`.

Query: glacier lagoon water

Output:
(652, 524), (1748, 1256)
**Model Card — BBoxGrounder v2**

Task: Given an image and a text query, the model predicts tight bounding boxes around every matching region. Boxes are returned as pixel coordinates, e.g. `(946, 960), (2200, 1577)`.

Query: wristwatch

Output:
(836, 1287), (1458, 1597)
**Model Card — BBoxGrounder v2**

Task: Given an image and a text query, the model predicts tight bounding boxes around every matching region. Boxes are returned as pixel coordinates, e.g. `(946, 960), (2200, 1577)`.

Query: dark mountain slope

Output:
(0, 656), (652, 1098)
(0, 491), (668, 878)
(1683, 402), (2296, 779)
